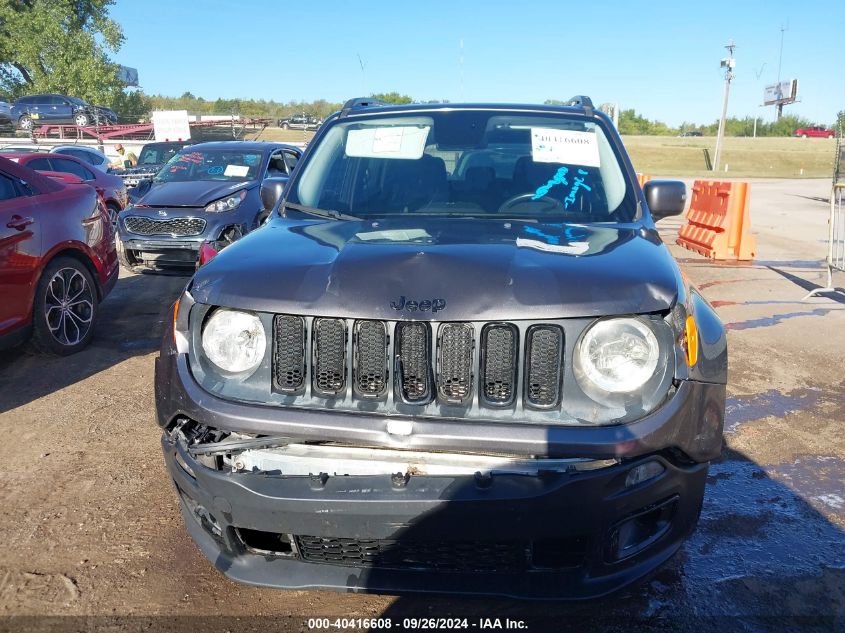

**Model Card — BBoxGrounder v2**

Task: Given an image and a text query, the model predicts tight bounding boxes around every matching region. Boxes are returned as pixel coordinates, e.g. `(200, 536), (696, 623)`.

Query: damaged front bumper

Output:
(155, 350), (723, 599)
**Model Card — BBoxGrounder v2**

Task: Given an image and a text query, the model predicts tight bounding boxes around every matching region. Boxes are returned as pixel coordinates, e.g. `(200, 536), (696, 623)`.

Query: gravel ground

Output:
(1, 178), (843, 632)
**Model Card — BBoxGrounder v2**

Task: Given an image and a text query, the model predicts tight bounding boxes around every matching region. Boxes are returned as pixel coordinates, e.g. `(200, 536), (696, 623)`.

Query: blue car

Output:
(116, 141), (301, 272)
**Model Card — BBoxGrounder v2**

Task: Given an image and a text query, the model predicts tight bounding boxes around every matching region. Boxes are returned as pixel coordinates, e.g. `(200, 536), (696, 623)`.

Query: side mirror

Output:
(643, 180), (687, 220)
(260, 177), (288, 211)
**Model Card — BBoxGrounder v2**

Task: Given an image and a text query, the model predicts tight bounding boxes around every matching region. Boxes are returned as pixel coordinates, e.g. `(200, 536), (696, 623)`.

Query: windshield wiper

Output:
(283, 201), (361, 221)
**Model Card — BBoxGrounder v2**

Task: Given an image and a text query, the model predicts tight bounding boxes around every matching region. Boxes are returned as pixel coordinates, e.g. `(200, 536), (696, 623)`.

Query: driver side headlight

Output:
(201, 308), (266, 375)
(574, 317), (660, 394)
(205, 190), (246, 213)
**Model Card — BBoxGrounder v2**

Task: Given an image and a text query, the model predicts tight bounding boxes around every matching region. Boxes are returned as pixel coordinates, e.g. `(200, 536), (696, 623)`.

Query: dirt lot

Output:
(1, 178), (843, 632)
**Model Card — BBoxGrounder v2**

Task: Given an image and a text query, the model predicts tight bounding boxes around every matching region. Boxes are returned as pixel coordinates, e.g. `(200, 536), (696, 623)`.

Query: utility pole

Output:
(713, 40), (736, 173)
(776, 24), (788, 119)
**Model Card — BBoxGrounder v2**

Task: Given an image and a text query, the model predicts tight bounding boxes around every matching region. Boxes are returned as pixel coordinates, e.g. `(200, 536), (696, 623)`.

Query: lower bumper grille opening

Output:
(531, 536), (589, 569)
(236, 527), (295, 556)
(608, 496), (678, 562)
(292, 535), (590, 572)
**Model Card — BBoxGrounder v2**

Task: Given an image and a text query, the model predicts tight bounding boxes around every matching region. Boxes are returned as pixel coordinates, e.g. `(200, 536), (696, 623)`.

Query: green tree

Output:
(370, 92), (413, 105)
(0, 0), (126, 107)
(112, 89), (152, 122)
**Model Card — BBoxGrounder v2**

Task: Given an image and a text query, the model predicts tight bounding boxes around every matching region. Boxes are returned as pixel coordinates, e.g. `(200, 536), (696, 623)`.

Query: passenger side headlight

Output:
(201, 308), (266, 374)
(205, 190), (246, 213)
(574, 317), (660, 394)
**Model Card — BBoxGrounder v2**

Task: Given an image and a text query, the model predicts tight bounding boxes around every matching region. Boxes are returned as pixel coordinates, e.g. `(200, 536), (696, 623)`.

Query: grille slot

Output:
(295, 535), (528, 572)
(395, 322), (432, 403)
(481, 324), (519, 406)
(525, 325), (564, 408)
(272, 315), (306, 393)
(353, 320), (388, 397)
(437, 323), (474, 403)
(123, 215), (206, 236)
(312, 318), (347, 396)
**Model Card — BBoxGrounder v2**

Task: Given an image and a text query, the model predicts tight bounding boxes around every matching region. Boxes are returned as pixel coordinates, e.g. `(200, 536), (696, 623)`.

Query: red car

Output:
(0, 156), (118, 354)
(794, 126), (835, 139)
(0, 151), (128, 223)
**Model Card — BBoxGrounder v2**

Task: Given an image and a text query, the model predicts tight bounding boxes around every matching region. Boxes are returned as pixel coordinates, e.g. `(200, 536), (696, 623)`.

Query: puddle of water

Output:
(682, 458), (845, 591)
(725, 388), (823, 433)
(766, 456), (845, 518)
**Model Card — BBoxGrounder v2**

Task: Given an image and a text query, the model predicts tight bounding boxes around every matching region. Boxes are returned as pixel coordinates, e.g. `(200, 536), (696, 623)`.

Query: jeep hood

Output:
(136, 180), (253, 208)
(190, 217), (682, 320)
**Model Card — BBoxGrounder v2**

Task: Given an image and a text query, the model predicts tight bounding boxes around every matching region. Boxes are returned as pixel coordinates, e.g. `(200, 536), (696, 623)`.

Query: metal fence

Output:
(804, 182), (845, 299)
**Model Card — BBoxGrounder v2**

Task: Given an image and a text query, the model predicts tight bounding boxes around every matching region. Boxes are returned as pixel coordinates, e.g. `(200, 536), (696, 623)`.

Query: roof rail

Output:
(565, 95), (594, 116)
(340, 97), (389, 115)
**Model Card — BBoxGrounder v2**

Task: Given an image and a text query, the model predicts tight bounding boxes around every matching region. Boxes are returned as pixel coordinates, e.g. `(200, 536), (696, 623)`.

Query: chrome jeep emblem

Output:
(158, 210), (167, 217)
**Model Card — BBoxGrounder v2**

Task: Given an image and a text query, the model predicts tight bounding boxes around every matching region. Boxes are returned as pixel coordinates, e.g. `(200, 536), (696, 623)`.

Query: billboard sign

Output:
(764, 79), (798, 106)
(152, 110), (191, 142)
(117, 65), (139, 87)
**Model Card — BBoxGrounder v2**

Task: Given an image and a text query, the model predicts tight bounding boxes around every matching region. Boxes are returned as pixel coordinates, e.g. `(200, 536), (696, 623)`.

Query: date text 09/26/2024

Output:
(307, 618), (528, 630)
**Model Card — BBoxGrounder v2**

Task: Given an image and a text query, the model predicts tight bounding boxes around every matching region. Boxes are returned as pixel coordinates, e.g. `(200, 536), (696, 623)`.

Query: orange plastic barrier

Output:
(636, 173), (651, 188)
(676, 180), (756, 261)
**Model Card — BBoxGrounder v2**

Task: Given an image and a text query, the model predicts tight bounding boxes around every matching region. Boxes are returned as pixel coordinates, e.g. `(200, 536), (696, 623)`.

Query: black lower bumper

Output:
(163, 433), (707, 600)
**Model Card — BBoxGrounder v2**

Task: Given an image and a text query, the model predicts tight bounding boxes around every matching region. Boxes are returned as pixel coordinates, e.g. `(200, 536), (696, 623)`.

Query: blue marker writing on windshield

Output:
(532, 166), (569, 200)
(564, 169), (591, 208)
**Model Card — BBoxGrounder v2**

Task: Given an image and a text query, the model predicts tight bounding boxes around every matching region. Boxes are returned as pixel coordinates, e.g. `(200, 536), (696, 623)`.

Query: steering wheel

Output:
(496, 192), (567, 215)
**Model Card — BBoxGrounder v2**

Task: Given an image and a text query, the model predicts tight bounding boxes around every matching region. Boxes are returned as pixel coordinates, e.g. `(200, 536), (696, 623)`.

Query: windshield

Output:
(154, 148), (263, 183)
(288, 110), (636, 222)
(139, 145), (184, 166)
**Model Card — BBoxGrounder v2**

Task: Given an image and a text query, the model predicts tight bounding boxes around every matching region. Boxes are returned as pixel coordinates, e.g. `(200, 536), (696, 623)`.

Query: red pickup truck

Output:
(794, 126), (835, 139)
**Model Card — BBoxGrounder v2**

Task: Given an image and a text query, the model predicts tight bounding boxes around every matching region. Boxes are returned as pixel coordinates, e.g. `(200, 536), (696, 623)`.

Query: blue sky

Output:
(110, 0), (844, 126)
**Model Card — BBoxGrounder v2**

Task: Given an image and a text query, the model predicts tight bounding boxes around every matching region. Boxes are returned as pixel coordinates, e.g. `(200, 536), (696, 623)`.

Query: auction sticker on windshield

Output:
(224, 165), (250, 177)
(531, 128), (600, 167)
(346, 126), (429, 159)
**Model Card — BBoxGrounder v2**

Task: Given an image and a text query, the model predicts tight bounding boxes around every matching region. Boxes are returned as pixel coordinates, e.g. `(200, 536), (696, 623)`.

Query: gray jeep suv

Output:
(155, 97), (727, 599)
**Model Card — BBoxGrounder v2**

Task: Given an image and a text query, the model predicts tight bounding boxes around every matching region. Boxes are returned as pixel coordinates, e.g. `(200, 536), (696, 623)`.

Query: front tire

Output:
(31, 257), (98, 355)
(19, 115), (32, 130)
(282, 123), (289, 130)
(801, 134), (808, 138)
(75, 113), (90, 127)
(106, 202), (120, 226)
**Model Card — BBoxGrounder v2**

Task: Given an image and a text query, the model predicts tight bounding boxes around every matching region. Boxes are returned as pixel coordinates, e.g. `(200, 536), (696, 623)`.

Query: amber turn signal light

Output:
(685, 315), (698, 366)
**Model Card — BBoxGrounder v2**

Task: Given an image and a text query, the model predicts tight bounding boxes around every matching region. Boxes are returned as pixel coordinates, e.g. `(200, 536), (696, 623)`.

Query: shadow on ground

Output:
(0, 271), (189, 414)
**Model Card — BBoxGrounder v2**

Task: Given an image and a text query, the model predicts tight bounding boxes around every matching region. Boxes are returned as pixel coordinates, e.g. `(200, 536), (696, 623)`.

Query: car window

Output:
(155, 149), (263, 183)
(283, 150), (299, 172)
(58, 148), (92, 164)
(51, 157), (95, 180)
(265, 151), (287, 178)
(26, 157), (53, 171)
(291, 112), (634, 223)
(0, 173), (21, 201)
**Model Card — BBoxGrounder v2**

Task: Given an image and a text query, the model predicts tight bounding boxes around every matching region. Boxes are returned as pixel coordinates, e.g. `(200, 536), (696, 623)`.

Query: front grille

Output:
(268, 316), (572, 412)
(123, 215), (205, 236)
(354, 320), (388, 397)
(437, 323), (474, 403)
(481, 324), (518, 406)
(272, 315), (306, 393)
(396, 322), (431, 403)
(312, 318), (346, 396)
(294, 535), (587, 572)
(525, 325), (564, 408)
